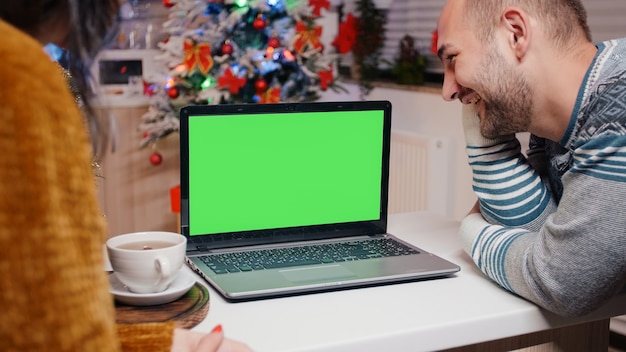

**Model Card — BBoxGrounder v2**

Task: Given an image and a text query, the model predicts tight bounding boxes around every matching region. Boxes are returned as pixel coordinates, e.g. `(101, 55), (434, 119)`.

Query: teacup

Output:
(106, 231), (186, 294)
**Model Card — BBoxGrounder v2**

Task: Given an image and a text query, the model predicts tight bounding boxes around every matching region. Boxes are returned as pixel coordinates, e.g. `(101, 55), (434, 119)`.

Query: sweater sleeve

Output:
(0, 20), (176, 351)
(460, 105), (626, 316)
(462, 105), (557, 231)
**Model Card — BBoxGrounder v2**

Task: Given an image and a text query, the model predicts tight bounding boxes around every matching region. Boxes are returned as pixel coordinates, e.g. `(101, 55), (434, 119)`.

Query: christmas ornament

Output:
(163, 0), (174, 8)
(221, 41), (233, 55)
(318, 67), (334, 91)
(183, 39), (213, 75)
(143, 80), (157, 96)
(267, 36), (280, 48)
(259, 87), (281, 104)
(252, 15), (266, 30)
(218, 68), (246, 94)
(332, 13), (357, 54)
(150, 152), (163, 166)
(167, 86), (180, 99)
(309, 0), (331, 16)
(254, 78), (268, 93)
(293, 21), (323, 54)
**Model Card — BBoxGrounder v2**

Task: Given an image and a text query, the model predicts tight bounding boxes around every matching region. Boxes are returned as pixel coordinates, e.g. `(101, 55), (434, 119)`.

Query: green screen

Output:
(188, 110), (384, 235)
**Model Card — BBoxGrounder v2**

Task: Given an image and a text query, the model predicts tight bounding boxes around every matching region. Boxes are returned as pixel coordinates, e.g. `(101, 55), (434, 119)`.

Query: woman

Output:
(0, 1), (250, 351)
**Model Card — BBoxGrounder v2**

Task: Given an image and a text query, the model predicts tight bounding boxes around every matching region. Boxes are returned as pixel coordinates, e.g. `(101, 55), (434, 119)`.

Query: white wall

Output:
(581, 0), (626, 42)
(320, 84), (475, 221)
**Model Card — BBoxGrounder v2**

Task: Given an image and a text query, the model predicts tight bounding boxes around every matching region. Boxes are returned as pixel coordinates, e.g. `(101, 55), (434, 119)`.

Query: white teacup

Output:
(106, 231), (186, 294)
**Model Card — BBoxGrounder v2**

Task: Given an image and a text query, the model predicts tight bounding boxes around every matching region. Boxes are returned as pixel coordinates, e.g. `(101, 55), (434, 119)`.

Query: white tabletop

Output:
(189, 212), (626, 352)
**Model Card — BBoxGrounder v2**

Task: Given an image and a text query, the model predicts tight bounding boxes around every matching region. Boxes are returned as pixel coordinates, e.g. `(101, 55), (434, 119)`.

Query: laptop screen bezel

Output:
(179, 101), (392, 250)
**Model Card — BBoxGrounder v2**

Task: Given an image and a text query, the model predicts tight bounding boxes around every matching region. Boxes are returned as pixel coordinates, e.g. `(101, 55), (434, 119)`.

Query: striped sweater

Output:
(459, 39), (626, 317)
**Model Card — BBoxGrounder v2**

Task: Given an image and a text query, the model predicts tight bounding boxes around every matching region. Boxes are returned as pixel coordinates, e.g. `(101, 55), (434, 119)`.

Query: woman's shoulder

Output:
(0, 19), (68, 94)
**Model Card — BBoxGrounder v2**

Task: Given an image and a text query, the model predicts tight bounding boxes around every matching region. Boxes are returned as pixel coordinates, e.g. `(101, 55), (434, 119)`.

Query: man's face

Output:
(437, 0), (533, 138)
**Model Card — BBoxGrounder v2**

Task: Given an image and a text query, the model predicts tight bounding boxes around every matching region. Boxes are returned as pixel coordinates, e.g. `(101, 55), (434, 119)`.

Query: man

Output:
(436, 0), (626, 317)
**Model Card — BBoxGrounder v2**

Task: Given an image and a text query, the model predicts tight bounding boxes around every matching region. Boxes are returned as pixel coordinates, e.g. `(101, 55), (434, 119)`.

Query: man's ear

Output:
(500, 7), (531, 61)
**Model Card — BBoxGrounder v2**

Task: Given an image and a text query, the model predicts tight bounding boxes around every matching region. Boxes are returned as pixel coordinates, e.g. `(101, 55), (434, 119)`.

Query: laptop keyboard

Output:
(197, 238), (420, 274)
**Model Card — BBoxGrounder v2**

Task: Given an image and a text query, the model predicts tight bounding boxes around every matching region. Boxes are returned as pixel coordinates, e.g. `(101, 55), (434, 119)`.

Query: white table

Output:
(189, 212), (626, 352)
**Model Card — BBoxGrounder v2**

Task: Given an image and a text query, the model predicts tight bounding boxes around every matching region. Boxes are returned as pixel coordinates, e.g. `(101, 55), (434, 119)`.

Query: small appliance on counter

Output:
(91, 49), (164, 107)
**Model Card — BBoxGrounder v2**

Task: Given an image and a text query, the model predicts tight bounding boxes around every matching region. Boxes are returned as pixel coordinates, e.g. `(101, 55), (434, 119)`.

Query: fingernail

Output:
(211, 324), (223, 333)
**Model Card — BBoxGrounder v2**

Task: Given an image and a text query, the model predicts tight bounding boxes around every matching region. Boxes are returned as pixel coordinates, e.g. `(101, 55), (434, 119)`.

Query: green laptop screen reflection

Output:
(188, 110), (384, 236)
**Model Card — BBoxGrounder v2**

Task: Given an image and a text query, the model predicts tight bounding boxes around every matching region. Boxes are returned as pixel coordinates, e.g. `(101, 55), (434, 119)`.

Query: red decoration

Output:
(293, 21), (323, 54)
(254, 79), (268, 93)
(167, 86), (179, 99)
(318, 66), (333, 91)
(253, 16), (266, 30)
(149, 152), (163, 166)
(431, 30), (439, 56)
(267, 36), (280, 48)
(217, 68), (247, 94)
(309, 0), (330, 16)
(143, 80), (156, 96)
(170, 185), (181, 213)
(221, 41), (233, 55)
(259, 87), (281, 104)
(163, 0), (174, 8)
(183, 39), (214, 75)
(332, 13), (357, 54)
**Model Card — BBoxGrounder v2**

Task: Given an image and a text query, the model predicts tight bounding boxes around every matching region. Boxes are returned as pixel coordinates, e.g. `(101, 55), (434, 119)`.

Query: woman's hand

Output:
(172, 325), (252, 352)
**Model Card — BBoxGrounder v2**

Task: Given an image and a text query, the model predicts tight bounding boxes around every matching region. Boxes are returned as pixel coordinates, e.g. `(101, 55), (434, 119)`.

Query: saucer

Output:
(110, 267), (196, 306)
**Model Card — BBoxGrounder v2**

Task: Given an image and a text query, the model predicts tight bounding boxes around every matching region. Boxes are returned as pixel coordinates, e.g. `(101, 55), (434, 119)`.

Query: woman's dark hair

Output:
(0, 0), (120, 159)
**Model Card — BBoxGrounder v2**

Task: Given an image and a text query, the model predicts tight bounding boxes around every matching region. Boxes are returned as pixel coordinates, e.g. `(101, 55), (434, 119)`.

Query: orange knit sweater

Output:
(0, 19), (174, 351)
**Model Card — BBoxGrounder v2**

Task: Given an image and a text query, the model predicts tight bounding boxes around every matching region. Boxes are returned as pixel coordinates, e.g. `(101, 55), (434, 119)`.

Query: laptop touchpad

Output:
(280, 265), (357, 283)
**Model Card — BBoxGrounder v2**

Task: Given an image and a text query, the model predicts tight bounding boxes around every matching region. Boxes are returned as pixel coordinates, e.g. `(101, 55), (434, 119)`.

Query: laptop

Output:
(179, 100), (459, 301)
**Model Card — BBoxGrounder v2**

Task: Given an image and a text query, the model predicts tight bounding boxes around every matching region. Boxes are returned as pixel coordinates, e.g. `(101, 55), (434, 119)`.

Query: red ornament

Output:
(253, 16), (266, 30)
(332, 13), (357, 54)
(254, 79), (268, 93)
(221, 42), (233, 55)
(163, 0), (174, 8)
(259, 87), (281, 104)
(309, 0), (331, 16)
(217, 68), (247, 94)
(149, 152), (163, 166)
(167, 86), (179, 99)
(318, 66), (334, 91)
(267, 36), (280, 48)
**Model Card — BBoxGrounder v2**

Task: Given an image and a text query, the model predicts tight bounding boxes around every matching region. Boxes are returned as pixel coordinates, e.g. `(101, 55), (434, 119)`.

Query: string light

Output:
(201, 76), (215, 90)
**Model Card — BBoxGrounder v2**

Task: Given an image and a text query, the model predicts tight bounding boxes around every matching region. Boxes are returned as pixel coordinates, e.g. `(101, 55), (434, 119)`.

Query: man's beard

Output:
(474, 48), (534, 139)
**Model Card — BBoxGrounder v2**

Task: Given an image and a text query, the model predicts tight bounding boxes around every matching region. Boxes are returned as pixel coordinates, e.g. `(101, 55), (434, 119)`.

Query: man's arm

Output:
(462, 105), (557, 231)
(460, 107), (626, 315)
(460, 170), (626, 317)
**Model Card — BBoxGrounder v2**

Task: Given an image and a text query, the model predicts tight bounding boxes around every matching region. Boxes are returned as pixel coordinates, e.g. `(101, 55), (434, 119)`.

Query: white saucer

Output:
(109, 267), (196, 306)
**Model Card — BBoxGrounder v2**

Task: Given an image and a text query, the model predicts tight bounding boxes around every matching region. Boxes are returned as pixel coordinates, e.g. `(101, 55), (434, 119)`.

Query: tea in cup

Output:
(106, 231), (186, 293)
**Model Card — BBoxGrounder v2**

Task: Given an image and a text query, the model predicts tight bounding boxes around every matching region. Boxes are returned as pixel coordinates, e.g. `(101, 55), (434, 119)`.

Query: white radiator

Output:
(388, 130), (452, 216)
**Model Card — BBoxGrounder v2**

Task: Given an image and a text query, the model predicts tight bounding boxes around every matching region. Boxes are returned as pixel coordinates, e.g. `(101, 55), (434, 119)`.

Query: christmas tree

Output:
(139, 0), (351, 163)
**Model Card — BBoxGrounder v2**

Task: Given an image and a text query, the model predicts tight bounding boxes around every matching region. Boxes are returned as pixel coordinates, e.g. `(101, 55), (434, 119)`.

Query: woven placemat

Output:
(115, 283), (210, 329)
